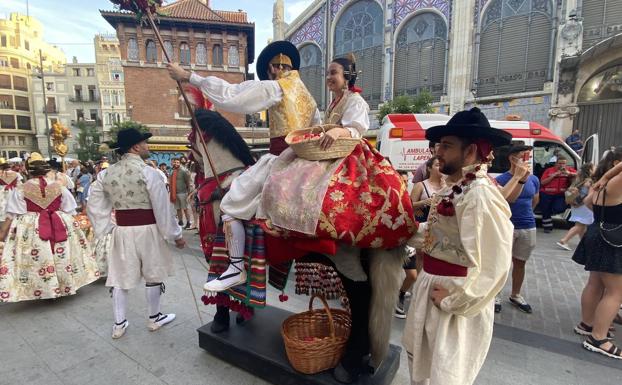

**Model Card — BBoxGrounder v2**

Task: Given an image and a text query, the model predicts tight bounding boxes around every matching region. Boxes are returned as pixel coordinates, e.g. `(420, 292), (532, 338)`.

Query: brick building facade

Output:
(101, 0), (255, 154)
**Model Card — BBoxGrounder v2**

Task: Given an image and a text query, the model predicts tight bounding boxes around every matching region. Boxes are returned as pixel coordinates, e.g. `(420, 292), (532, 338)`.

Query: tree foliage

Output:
(108, 120), (150, 141)
(377, 91), (435, 123)
(75, 121), (102, 162)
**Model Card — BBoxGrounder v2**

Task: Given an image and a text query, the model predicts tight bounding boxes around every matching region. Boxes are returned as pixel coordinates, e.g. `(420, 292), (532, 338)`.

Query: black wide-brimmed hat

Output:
(426, 107), (512, 147)
(111, 128), (152, 150)
(256, 40), (300, 81)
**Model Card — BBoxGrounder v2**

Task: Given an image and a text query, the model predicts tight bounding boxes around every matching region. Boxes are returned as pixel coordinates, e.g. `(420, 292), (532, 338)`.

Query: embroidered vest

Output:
(102, 154), (152, 210)
(325, 90), (360, 125)
(268, 70), (317, 138)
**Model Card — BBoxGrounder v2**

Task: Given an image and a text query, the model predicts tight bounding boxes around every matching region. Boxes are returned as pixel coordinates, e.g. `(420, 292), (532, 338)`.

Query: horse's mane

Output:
(195, 109), (256, 166)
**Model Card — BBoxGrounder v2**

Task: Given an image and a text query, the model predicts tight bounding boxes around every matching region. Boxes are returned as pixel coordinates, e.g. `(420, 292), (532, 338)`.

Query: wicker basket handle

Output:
(308, 294), (336, 340)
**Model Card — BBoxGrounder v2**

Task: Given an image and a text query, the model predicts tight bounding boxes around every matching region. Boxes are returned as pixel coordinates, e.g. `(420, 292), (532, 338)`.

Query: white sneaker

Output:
(556, 241), (572, 251)
(203, 269), (247, 292)
(112, 320), (129, 339)
(147, 313), (176, 331)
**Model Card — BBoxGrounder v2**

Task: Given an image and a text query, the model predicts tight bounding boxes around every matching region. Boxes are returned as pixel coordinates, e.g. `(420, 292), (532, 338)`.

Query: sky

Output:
(0, 0), (314, 73)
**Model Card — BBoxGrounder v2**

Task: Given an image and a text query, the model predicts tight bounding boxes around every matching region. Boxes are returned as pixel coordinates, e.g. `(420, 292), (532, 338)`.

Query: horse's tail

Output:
(368, 246), (408, 369)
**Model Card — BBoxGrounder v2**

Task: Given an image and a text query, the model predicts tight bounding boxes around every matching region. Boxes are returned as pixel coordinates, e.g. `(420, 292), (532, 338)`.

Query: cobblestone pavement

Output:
(1, 228), (621, 385)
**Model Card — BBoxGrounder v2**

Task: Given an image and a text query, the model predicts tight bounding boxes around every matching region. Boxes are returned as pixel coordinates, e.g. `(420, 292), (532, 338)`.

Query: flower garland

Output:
(436, 165), (481, 217)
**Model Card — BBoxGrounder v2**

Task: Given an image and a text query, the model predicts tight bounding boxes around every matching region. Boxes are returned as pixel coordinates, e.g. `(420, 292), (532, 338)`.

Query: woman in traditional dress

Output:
(0, 153), (99, 303)
(0, 157), (22, 225)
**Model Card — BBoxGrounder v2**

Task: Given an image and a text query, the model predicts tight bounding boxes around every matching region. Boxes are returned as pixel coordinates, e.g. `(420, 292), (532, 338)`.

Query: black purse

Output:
(597, 186), (622, 248)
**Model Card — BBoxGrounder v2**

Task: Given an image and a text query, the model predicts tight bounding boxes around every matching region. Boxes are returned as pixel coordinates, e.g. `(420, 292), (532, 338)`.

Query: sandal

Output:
(583, 335), (622, 360)
(574, 322), (614, 337)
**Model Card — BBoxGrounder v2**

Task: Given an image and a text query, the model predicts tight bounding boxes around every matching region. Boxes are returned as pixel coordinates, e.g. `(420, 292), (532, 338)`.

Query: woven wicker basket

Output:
(285, 124), (360, 161)
(281, 294), (352, 374)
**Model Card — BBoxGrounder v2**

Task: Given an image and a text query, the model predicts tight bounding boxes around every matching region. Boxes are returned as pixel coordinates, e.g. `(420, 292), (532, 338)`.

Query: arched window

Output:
(228, 45), (240, 67)
(476, 0), (554, 97)
(196, 43), (207, 65)
(212, 44), (223, 66)
(581, 0), (622, 49)
(146, 40), (157, 63)
(179, 42), (191, 65)
(394, 12), (447, 101)
(127, 38), (138, 61)
(299, 44), (324, 109)
(334, 0), (384, 108)
(163, 40), (174, 61)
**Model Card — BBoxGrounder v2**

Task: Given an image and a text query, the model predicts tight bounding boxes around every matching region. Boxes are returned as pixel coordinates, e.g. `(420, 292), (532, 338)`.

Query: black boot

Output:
(210, 303), (230, 333)
(333, 254), (372, 383)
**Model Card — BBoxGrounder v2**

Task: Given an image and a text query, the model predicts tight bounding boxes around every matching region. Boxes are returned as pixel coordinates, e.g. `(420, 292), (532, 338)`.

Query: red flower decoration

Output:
(451, 185), (463, 194)
(31, 249), (39, 256)
(65, 265), (72, 273)
(56, 247), (65, 254)
(38, 268), (46, 276)
(34, 290), (42, 296)
(0, 266), (8, 275)
(278, 293), (289, 302)
(0, 292), (9, 299)
(436, 199), (456, 217)
(46, 266), (55, 274)
(64, 287), (71, 293)
(465, 172), (476, 181)
(54, 288), (61, 294)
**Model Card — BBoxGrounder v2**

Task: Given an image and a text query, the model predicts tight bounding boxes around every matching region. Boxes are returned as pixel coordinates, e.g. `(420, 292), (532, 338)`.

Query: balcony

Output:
(72, 118), (102, 127)
(69, 96), (99, 103)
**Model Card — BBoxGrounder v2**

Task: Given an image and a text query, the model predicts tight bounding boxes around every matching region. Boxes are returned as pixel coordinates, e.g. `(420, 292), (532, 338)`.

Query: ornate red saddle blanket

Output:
(260, 141), (417, 252)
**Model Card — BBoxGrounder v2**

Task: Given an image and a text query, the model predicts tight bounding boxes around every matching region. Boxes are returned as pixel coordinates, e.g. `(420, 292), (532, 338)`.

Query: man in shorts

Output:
(496, 145), (540, 313)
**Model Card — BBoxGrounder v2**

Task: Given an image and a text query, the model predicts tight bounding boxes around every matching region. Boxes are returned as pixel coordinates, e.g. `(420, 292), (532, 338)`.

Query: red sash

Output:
(423, 254), (467, 277)
(25, 197), (68, 250)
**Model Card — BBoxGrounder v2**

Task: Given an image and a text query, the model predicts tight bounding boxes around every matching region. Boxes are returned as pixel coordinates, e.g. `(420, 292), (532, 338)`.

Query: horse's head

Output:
(190, 109), (256, 179)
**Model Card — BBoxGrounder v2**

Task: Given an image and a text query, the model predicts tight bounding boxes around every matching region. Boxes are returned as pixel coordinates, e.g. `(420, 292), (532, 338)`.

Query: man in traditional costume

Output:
(87, 128), (186, 339)
(402, 108), (513, 385)
(168, 40), (322, 291)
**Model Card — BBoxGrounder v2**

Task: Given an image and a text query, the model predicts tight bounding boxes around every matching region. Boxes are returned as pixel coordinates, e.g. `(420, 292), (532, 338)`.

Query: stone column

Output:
(382, 0), (394, 102)
(447, 0), (476, 114)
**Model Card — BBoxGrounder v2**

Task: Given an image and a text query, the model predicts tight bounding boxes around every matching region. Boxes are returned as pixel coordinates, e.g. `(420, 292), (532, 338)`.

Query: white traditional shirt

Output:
(87, 154), (181, 243)
(189, 73), (322, 126)
(409, 164), (513, 316)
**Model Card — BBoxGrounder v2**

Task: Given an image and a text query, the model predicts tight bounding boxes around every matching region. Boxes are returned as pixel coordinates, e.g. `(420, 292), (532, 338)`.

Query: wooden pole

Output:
(145, 9), (222, 191)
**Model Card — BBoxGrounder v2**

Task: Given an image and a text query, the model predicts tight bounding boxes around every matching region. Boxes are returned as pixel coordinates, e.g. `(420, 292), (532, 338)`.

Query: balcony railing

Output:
(69, 96), (99, 103)
(72, 118), (102, 127)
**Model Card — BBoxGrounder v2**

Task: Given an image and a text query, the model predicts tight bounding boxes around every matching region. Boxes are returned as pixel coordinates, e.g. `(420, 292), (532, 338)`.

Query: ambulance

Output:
(376, 113), (600, 181)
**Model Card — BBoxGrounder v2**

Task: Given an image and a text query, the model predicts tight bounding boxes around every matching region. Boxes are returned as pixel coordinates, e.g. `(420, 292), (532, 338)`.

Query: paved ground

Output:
(1, 227), (621, 385)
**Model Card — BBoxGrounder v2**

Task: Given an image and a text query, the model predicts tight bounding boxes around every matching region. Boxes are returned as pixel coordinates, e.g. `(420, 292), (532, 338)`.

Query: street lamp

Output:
(36, 49), (52, 158)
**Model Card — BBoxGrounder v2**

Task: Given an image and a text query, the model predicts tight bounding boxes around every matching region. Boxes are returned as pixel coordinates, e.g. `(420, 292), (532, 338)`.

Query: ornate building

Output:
(101, 0), (254, 162)
(278, 0), (622, 149)
(94, 34), (128, 139)
(0, 13), (65, 160)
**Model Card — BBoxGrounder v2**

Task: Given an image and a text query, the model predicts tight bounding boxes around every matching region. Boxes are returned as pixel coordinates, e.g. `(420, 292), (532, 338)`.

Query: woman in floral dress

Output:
(0, 153), (99, 302)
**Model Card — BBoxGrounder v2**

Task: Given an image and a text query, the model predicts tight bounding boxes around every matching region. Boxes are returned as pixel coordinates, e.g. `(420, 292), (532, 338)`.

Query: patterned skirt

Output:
(93, 233), (112, 277)
(0, 212), (100, 302)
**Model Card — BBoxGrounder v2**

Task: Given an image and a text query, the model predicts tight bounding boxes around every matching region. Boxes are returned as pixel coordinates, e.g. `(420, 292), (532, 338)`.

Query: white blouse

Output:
(6, 179), (77, 217)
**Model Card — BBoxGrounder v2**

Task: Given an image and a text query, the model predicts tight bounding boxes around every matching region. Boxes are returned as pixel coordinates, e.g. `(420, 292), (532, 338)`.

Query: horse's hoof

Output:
(235, 313), (247, 324)
(210, 320), (230, 334)
(332, 363), (357, 384)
